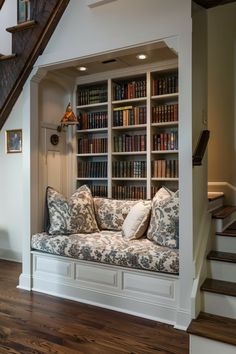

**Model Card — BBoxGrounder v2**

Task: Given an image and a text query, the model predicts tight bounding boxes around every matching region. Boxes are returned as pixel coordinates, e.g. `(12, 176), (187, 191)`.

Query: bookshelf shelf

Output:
(152, 178), (179, 181)
(112, 178), (147, 181)
(112, 124), (146, 131)
(112, 151), (146, 155)
(77, 102), (108, 109)
(75, 66), (179, 198)
(112, 97), (147, 105)
(151, 93), (179, 101)
(76, 153), (108, 157)
(77, 128), (108, 133)
(76, 178), (108, 181)
(152, 150), (179, 154)
(152, 122), (178, 127)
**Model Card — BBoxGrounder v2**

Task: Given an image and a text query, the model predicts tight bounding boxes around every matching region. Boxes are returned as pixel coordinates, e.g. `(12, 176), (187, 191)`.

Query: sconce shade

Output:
(60, 103), (78, 126)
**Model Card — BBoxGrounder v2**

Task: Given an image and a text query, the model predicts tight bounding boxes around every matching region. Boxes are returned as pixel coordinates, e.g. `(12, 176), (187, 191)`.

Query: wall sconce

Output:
(57, 103), (78, 132)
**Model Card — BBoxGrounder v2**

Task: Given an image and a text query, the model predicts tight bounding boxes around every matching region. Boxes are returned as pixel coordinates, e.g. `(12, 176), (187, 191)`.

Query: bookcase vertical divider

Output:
(146, 71), (151, 200)
(107, 78), (112, 198)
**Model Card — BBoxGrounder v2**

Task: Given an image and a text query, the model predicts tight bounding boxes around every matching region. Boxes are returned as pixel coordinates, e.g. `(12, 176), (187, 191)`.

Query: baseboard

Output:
(175, 308), (191, 330)
(208, 182), (236, 205)
(0, 249), (22, 263)
(17, 273), (32, 290)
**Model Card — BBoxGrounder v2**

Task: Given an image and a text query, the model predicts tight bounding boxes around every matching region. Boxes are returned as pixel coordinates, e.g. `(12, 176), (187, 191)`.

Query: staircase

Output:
(0, 0), (70, 130)
(188, 193), (236, 354)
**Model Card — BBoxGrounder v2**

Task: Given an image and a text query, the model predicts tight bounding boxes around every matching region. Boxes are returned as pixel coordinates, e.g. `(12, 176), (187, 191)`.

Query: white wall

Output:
(0, 0), (17, 55)
(208, 2), (236, 187)
(37, 0), (191, 67)
(0, 93), (23, 262)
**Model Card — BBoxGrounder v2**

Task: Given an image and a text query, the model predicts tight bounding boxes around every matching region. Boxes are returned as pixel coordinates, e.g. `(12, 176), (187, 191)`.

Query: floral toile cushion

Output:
(122, 201), (151, 240)
(31, 230), (179, 274)
(47, 185), (99, 235)
(147, 188), (179, 249)
(93, 198), (140, 231)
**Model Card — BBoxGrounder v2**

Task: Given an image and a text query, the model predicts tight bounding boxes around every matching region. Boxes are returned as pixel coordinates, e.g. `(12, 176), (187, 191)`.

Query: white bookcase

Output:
(75, 61), (179, 199)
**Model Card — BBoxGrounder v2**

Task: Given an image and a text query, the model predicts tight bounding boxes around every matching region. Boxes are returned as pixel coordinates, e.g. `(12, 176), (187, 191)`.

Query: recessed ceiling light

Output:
(136, 54), (147, 60)
(78, 66), (87, 71)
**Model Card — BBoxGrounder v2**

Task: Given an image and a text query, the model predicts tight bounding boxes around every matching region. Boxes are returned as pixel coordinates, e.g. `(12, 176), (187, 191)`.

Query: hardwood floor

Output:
(0, 260), (189, 354)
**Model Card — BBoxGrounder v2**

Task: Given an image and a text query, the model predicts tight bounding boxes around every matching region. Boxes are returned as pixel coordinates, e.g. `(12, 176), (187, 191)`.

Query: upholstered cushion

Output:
(31, 230), (179, 274)
(122, 201), (151, 240)
(147, 188), (179, 248)
(93, 198), (139, 230)
(47, 185), (99, 235)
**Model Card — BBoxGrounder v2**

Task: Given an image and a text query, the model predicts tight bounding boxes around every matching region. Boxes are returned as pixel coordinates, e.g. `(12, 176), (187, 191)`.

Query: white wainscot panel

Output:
(34, 255), (73, 280)
(75, 263), (118, 288)
(123, 272), (175, 300)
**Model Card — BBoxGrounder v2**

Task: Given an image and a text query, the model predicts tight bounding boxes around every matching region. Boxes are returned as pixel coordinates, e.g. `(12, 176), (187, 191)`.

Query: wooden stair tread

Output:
(6, 20), (37, 33)
(187, 312), (236, 346)
(208, 192), (224, 201)
(0, 53), (16, 61)
(207, 250), (236, 263)
(212, 206), (236, 219)
(216, 221), (236, 237)
(201, 278), (236, 297)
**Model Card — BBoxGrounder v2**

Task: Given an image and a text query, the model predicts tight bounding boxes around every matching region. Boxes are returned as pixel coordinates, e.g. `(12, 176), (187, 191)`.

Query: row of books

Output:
(112, 161), (146, 178)
(152, 159), (179, 178)
(78, 138), (107, 154)
(78, 86), (107, 105)
(113, 134), (146, 153)
(153, 131), (178, 151)
(113, 106), (147, 126)
(77, 161), (107, 178)
(77, 111), (108, 130)
(113, 79), (146, 100)
(86, 185), (108, 197)
(152, 104), (178, 123)
(112, 185), (146, 200)
(152, 74), (178, 96)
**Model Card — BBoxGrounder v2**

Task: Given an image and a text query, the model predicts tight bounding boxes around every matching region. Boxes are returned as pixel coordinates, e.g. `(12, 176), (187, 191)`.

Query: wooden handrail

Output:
(193, 130), (210, 166)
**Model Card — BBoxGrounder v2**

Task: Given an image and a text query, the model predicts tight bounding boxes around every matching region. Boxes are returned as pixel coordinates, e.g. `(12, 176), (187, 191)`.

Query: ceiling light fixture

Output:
(78, 66), (87, 71)
(136, 54), (147, 60)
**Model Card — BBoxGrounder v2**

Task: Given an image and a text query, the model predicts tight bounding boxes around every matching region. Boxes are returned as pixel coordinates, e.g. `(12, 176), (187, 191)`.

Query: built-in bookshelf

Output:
(75, 66), (179, 199)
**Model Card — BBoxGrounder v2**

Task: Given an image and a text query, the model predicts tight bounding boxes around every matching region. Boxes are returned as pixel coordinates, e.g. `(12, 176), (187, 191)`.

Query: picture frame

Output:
(17, 0), (30, 24)
(6, 129), (23, 153)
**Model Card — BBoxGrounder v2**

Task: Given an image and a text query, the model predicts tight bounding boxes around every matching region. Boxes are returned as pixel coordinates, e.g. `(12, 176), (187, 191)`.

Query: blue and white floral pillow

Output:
(47, 185), (99, 235)
(147, 188), (179, 249)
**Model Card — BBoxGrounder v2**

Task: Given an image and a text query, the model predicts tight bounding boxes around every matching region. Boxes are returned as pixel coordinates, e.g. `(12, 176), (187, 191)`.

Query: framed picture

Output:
(17, 0), (30, 23)
(6, 129), (23, 153)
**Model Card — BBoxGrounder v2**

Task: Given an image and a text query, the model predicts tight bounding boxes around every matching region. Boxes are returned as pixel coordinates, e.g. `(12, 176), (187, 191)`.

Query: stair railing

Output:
(192, 130), (210, 166)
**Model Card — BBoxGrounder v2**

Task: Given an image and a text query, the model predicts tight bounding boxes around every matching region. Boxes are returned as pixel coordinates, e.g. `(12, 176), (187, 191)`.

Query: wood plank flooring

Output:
(0, 260), (189, 354)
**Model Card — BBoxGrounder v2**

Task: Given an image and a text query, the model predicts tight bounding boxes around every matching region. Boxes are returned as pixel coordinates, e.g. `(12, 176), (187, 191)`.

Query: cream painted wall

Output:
(37, 0), (191, 67)
(0, 93), (23, 262)
(0, 0), (17, 55)
(208, 2), (236, 186)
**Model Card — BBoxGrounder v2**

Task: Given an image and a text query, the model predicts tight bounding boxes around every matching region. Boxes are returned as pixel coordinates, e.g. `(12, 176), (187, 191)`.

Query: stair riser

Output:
(214, 236), (236, 253)
(190, 335), (236, 354)
(215, 212), (236, 232)
(208, 261), (236, 282)
(208, 198), (224, 212)
(203, 292), (236, 319)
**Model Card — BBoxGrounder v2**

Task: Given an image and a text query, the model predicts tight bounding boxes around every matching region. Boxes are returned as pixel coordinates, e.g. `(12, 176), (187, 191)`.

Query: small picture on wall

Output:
(6, 129), (22, 153)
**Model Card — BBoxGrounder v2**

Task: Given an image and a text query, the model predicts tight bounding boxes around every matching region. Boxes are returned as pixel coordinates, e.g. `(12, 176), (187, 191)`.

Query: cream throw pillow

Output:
(122, 202), (151, 240)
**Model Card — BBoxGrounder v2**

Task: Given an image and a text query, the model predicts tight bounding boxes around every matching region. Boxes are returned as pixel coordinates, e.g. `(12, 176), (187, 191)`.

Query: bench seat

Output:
(31, 230), (179, 274)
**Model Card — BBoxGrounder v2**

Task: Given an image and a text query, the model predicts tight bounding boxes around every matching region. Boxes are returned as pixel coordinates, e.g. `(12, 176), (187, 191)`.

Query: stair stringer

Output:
(191, 211), (213, 318)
